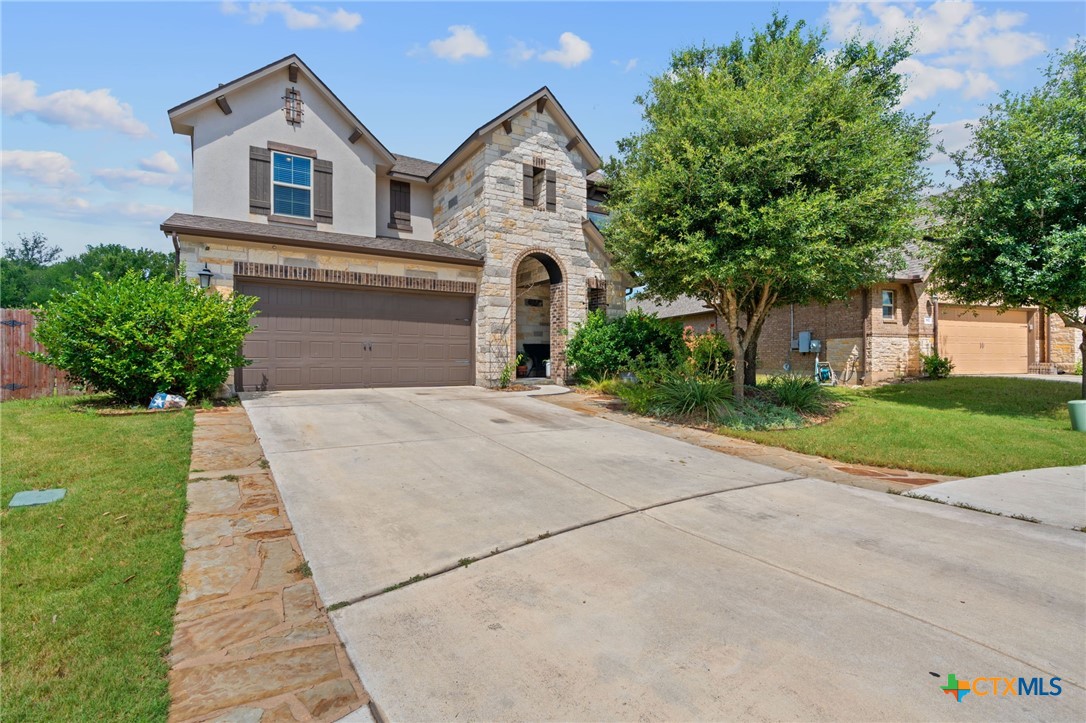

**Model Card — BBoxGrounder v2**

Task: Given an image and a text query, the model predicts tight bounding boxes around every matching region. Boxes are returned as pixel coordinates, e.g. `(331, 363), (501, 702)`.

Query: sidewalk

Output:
(906, 465), (1086, 530)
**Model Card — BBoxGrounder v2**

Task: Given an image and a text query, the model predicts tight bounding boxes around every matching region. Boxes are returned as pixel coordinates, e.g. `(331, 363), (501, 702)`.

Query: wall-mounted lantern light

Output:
(197, 264), (214, 289)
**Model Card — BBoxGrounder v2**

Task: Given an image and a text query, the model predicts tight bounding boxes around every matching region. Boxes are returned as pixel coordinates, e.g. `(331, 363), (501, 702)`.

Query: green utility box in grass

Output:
(1070, 400), (1086, 432)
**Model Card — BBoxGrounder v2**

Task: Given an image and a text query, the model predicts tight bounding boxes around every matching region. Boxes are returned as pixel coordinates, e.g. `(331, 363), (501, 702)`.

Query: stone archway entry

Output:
(512, 251), (566, 381)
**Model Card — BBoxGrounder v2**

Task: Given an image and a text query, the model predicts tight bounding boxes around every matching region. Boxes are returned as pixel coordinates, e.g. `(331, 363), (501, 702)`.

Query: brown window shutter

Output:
(546, 169), (556, 212)
(523, 163), (534, 206)
(389, 180), (412, 231)
(249, 146), (271, 215)
(314, 159), (333, 224)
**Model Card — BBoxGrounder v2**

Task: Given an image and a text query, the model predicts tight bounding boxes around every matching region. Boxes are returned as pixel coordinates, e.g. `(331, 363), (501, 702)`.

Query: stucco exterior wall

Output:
(375, 177), (434, 242)
(188, 72), (381, 237)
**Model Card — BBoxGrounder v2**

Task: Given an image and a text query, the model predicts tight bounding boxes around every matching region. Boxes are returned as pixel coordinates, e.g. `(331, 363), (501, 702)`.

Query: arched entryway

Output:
(511, 250), (566, 381)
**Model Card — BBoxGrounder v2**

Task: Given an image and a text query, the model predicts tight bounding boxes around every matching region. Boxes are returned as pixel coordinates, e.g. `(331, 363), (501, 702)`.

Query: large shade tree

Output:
(603, 15), (930, 398)
(930, 43), (1086, 398)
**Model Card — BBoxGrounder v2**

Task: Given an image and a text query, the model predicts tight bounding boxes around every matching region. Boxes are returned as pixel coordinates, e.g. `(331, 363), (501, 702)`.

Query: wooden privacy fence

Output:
(0, 308), (82, 401)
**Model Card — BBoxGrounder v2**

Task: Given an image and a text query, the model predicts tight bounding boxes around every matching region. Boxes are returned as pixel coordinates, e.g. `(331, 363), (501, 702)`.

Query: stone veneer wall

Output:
(432, 105), (627, 385)
(1048, 313), (1084, 371)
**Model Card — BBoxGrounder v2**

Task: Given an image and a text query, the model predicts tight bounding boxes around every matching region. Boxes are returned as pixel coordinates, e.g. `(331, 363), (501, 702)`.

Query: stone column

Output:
(550, 280), (568, 383)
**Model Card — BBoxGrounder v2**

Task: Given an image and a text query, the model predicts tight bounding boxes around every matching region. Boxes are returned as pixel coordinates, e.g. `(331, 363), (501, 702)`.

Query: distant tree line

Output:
(0, 232), (175, 308)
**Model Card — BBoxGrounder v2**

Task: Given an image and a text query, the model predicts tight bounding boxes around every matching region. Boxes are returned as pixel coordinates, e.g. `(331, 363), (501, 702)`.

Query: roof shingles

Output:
(160, 213), (482, 266)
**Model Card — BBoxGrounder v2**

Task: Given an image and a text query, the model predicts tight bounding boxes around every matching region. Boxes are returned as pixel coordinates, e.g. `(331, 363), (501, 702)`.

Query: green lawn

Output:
(724, 377), (1086, 477)
(1, 396), (193, 721)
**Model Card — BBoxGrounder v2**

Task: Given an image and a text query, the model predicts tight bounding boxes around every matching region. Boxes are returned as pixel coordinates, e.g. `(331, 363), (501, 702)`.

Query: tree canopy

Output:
(1, 237), (174, 308)
(929, 42), (1085, 396)
(603, 14), (930, 397)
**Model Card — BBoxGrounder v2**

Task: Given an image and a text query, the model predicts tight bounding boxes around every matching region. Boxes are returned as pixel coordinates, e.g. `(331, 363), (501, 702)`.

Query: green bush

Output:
(565, 309), (685, 380)
(613, 381), (656, 415)
(30, 271), (257, 403)
(1075, 360), (1083, 376)
(683, 328), (733, 378)
(921, 352), (954, 379)
(649, 372), (732, 422)
(764, 374), (827, 414)
(718, 398), (805, 431)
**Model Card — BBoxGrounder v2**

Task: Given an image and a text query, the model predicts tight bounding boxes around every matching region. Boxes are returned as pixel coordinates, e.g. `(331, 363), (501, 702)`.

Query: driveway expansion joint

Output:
(328, 475), (806, 611)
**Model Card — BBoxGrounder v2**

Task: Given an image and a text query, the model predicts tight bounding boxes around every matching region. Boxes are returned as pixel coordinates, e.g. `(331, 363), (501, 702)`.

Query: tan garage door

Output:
(235, 280), (474, 391)
(938, 305), (1028, 374)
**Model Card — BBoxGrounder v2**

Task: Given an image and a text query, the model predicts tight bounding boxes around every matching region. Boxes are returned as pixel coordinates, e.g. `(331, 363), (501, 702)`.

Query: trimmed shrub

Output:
(30, 271), (258, 403)
(565, 309), (685, 380)
(764, 374), (828, 414)
(921, 352), (954, 379)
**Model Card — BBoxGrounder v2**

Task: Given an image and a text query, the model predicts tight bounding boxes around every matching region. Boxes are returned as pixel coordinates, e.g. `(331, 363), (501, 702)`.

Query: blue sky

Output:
(2, 1), (1082, 256)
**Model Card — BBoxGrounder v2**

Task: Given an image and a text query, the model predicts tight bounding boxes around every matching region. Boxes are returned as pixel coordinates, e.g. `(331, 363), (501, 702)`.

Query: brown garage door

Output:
(235, 280), (474, 391)
(938, 305), (1028, 374)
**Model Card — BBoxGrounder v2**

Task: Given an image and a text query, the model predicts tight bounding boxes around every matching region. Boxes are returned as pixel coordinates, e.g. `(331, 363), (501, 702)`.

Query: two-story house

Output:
(161, 54), (626, 392)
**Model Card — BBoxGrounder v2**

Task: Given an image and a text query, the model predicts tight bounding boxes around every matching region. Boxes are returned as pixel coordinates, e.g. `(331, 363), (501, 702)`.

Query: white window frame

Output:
(881, 290), (895, 320)
(271, 152), (313, 220)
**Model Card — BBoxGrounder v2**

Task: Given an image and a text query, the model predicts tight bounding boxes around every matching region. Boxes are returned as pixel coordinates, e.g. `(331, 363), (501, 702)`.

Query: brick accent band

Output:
(233, 261), (477, 295)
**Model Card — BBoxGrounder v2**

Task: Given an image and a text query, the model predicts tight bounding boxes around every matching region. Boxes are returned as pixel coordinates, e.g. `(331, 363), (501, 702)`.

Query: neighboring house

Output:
(632, 250), (1081, 384)
(162, 55), (626, 391)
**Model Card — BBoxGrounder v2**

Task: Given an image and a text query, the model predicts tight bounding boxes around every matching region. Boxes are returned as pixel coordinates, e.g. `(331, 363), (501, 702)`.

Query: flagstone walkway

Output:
(168, 407), (370, 723)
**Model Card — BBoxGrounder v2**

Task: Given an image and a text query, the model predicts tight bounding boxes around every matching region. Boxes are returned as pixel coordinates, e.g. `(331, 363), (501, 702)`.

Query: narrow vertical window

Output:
(882, 290), (895, 320)
(272, 152), (312, 218)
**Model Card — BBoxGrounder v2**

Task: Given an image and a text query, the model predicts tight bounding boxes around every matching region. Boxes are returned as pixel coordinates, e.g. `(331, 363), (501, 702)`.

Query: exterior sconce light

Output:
(197, 264), (214, 289)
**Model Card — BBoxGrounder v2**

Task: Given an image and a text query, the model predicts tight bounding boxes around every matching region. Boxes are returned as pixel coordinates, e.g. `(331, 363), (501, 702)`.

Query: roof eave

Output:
(160, 219), (484, 268)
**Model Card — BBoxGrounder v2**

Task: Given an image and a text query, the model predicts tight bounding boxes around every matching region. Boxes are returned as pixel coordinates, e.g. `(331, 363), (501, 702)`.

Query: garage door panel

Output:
(939, 306), (1028, 374)
(235, 280), (473, 391)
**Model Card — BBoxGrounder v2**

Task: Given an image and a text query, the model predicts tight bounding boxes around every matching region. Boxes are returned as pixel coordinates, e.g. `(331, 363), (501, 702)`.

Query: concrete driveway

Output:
(243, 387), (1085, 721)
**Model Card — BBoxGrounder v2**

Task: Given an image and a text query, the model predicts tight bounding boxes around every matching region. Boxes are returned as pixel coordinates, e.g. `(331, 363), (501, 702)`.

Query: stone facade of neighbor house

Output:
(162, 54), (627, 391)
(631, 260), (1080, 384)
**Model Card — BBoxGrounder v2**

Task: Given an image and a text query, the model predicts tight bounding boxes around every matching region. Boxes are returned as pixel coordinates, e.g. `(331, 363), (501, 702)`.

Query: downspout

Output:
(170, 232), (181, 280)
(788, 303), (795, 372)
(860, 288), (870, 384)
(1044, 309), (1052, 365)
(932, 294), (940, 357)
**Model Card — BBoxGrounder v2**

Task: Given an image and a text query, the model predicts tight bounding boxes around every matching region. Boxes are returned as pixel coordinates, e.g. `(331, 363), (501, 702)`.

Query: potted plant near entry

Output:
(515, 353), (528, 378)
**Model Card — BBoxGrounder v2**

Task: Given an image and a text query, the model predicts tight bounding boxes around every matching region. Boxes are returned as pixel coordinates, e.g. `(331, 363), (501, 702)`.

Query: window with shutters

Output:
(388, 180), (413, 231)
(523, 162), (557, 212)
(272, 152), (312, 218)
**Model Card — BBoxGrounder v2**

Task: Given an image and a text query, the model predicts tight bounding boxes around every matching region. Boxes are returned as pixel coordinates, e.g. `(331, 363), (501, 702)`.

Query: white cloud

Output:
(223, 2), (362, 31)
(2, 189), (172, 224)
(896, 58), (998, 105)
(1, 150), (80, 186)
(928, 119), (977, 164)
(612, 58), (638, 73)
(429, 25), (490, 61)
(92, 168), (189, 191)
(826, 1), (1045, 105)
(138, 151), (180, 174)
(827, 0), (1045, 66)
(507, 40), (536, 65)
(1, 73), (151, 138)
(539, 32), (593, 69)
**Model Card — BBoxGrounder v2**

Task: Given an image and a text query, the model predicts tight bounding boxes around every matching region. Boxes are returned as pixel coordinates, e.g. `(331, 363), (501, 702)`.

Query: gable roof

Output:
(167, 54), (397, 166)
(390, 154), (439, 180)
(426, 86), (602, 185)
(629, 295), (716, 319)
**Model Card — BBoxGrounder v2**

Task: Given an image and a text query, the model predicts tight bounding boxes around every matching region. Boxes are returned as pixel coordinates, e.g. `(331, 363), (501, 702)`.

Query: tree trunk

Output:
(1080, 337), (1085, 401)
(731, 339), (746, 401)
(743, 340), (758, 388)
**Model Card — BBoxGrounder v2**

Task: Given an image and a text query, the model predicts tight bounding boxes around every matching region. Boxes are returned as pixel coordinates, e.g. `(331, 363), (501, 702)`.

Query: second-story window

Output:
(523, 161), (556, 212)
(389, 180), (413, 231)
(272, 152), (312, 218)
(882, 290), (895, 320)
